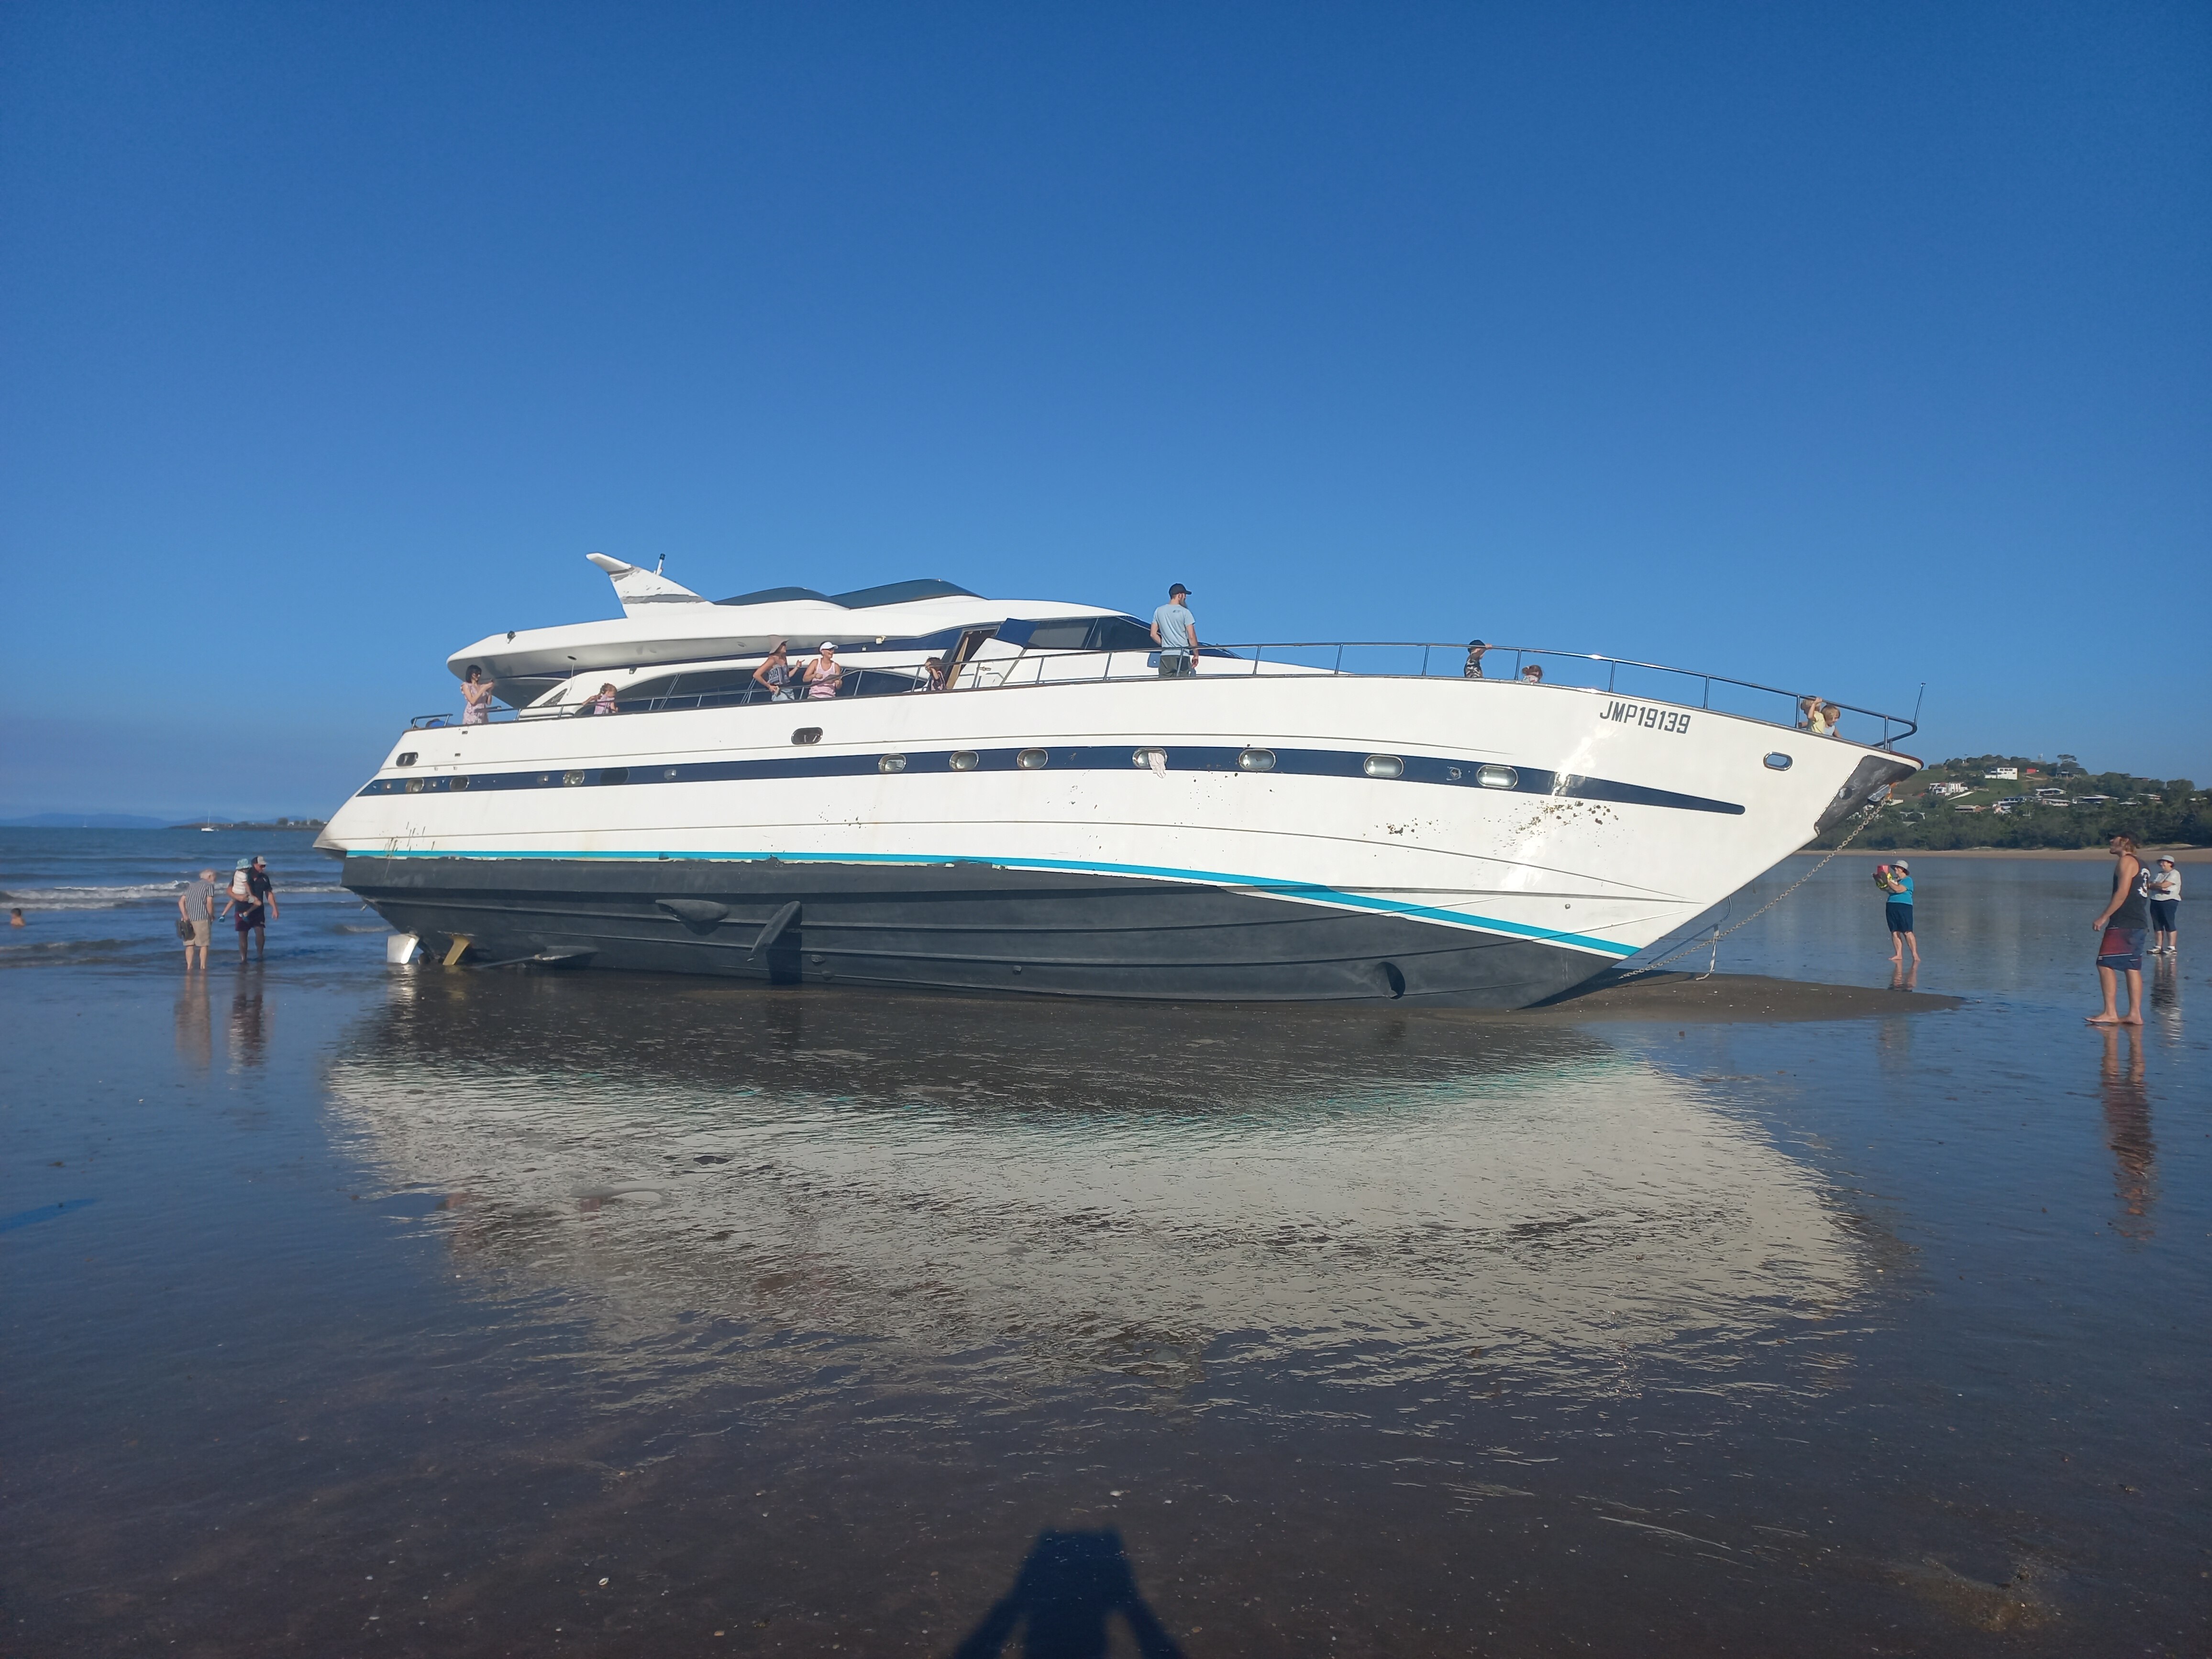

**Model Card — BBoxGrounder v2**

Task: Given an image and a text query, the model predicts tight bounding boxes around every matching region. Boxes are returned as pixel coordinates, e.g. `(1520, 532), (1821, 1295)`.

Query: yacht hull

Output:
(341, 854), (1610, 1006)
(321, 673), (1913, 1007)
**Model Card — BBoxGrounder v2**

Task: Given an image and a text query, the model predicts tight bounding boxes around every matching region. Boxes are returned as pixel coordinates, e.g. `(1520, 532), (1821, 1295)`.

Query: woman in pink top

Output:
(804, 642), (843, 700)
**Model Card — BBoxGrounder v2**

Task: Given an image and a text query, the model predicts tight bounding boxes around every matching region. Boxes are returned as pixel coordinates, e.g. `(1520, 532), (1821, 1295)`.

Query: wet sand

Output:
(1526, 968), (1964, 1021)
(1, 842), (2204, 1656)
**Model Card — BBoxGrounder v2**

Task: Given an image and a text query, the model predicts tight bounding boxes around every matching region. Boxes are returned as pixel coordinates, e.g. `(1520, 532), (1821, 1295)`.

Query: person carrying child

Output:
(1874, 861), (1918, 966)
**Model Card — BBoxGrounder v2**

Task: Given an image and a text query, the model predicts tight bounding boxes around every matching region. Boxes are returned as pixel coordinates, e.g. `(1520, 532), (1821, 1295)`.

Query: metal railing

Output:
(413, 641), (1919, 751)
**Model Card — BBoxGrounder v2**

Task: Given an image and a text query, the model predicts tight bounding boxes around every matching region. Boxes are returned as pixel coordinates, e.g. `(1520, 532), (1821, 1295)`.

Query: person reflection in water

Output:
(173, 974), (212, 1073)
(952, 1529), (1185, 1659)
(2147, 934), (2184, 1039)
(228, 977), (268, 1070)
(2097, 1026), (2155, 1238)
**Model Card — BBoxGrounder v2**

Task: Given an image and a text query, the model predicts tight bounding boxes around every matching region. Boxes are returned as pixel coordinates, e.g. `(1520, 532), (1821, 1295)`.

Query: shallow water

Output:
(1, 832), (2205, 1655)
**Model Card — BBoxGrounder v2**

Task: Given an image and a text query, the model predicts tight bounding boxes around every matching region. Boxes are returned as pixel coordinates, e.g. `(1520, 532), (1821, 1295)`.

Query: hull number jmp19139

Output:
(1600, 699), (1692, 735)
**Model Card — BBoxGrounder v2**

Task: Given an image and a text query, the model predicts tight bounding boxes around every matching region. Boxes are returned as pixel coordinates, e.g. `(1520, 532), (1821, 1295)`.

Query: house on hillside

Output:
(1984, 766), (2018, 781)
(1928, 782), (1970, 798)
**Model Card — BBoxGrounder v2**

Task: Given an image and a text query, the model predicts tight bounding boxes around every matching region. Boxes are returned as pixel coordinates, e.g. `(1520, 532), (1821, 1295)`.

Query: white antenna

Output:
(656, 554), (665, 574)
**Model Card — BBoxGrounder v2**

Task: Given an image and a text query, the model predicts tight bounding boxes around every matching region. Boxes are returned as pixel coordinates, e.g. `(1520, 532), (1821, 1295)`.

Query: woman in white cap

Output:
(2147, 856), (2181, 955)
(804, 641), (843, 700)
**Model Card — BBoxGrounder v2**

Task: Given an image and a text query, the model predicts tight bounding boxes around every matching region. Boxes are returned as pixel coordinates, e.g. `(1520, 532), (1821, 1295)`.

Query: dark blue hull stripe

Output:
(360, 743), (1743, 817)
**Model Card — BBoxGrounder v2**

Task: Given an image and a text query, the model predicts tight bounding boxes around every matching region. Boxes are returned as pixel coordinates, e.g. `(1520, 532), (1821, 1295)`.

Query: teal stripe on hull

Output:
(357, 846), (1641, 958)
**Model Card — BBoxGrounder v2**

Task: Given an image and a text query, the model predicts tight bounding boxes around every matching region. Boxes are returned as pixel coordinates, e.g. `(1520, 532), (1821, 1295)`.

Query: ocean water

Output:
(0, 831), (2204, 1656)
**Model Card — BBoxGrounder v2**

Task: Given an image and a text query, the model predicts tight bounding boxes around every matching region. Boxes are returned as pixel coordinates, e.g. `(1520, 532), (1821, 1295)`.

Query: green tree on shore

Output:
(1810, 754), (2208, 851)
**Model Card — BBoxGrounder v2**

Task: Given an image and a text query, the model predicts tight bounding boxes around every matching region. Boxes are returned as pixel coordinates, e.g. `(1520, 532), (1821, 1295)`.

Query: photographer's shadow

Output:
(950, 1528), (1186, 1659)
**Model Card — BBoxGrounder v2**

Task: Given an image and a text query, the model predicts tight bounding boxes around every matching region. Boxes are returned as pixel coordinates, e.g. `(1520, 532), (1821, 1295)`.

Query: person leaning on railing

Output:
(752, 641), (795, 701)
(804, 641), (843, 700)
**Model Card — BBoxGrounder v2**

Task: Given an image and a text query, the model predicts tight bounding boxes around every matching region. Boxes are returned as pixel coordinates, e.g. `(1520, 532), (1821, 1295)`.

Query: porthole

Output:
(1477, 764), (1518, 789)
(451, 776), (472, 791)
(1237, 748), (1277, 773)
(600, 767), (630, 785)
(405, 778), (426, 794)
(1131, 747), (1167, 770)
(792, 727), (822, 746)
(396, 752), (418, 767)
(563, 770), (586, 785)
(1446, 766), (1463, 782)
(1363, 754), (1405, 780)
(950, 750), (980, 771)
(1017, 748), (1049, 770)
(663, 767), (679, 780)
(878, 753), (908, 774)
(1763, 752), (1793, 772)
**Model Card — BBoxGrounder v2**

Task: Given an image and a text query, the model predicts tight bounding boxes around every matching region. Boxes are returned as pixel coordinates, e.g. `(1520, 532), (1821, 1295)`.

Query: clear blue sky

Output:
(3, 2), (2206, 818)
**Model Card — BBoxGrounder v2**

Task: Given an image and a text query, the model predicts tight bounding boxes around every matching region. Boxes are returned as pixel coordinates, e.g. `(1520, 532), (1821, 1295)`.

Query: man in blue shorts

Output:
(1878, 861), (1918, 966)
(2089, 833), (2149, 1026)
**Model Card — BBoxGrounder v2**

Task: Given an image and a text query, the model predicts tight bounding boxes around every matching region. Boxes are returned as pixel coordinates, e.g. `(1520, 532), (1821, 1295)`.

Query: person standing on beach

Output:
(1150, 584), (1198, 677)
(177, 869), (218, 970)
(1878, 861), (1919, 965)
(2088, 833), (2150, 1026)
(2146, 857), (2180, 955)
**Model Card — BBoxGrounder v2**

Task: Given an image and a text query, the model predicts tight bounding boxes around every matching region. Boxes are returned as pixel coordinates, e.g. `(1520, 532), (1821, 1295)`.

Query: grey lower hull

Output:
(342, 856), (1619, 1008)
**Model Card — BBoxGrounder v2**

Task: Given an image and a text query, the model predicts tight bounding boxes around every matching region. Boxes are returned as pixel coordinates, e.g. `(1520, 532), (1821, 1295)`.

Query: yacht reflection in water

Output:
(326, 972), (1865, 1398)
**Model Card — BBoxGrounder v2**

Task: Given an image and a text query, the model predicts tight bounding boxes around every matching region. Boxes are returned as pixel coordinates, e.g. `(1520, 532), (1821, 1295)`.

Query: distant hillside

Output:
(1814, 754), (2208, 850)
(0, 812), (174, 829)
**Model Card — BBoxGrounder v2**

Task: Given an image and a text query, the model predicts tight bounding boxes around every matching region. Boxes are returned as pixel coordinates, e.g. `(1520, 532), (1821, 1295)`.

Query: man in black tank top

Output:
(2089, 832), (2149, 1026)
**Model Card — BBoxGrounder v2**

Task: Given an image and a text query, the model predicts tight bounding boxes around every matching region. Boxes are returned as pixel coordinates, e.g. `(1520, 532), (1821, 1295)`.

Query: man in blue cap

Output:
(1150, 583), (1198, 677)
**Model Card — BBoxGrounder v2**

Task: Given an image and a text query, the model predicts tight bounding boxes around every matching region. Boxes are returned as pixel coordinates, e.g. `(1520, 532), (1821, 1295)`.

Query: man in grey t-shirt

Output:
(1150, 584), (1198, 677)
(177, 869), (218, 970)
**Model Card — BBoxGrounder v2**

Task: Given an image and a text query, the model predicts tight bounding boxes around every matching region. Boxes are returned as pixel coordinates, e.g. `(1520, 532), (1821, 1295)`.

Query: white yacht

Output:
(317, 555), (1918, 1006)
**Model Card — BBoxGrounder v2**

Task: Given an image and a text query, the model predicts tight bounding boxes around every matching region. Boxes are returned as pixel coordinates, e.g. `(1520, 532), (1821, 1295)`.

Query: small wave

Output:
(0, 937), (160, 968)
(0, 883), (190, 911)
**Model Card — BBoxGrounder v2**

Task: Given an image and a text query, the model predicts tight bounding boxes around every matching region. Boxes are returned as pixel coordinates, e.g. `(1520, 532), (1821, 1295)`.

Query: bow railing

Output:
(411, 640), (1919, 752)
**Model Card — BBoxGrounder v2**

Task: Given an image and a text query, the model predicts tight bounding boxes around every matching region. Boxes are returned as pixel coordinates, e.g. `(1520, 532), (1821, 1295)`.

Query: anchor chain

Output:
(1622, 802), (1886, 982)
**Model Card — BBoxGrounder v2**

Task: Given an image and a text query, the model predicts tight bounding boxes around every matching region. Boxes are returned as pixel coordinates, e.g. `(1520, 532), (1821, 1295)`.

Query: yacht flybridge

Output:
(319, 555), (1918, 1006)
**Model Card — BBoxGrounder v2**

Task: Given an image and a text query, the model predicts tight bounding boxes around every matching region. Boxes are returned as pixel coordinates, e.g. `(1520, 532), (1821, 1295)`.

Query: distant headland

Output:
(1813, 753), (2207, 852)
(0, 814), (328, 831)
